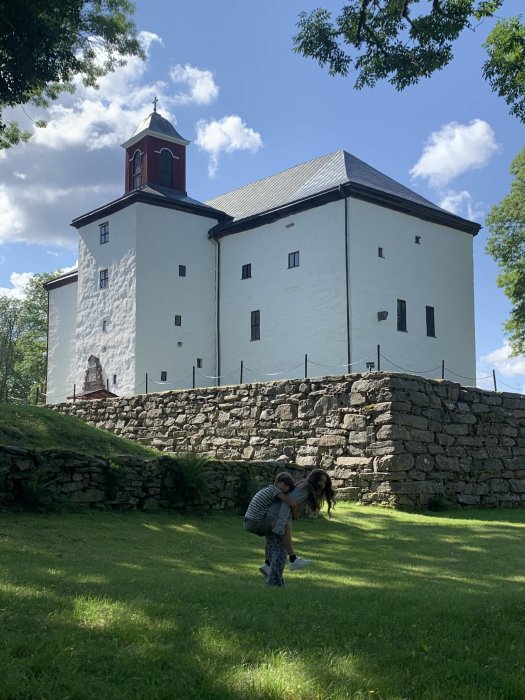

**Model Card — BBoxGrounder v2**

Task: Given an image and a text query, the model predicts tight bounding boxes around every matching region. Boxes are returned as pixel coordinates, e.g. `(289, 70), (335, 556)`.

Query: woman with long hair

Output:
(263, 468), (336, 586)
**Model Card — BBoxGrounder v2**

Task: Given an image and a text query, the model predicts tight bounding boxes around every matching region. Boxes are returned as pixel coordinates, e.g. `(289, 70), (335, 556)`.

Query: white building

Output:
(45, 111), (480, 403)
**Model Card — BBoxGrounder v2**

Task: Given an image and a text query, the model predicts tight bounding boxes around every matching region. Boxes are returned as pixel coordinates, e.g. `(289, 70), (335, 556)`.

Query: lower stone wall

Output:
(52, 372), (525, 509)
(0, 446), (307, 511)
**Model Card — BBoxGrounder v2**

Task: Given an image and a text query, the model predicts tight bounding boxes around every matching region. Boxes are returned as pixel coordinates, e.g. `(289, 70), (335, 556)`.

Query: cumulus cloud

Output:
(0, 186), (25, 241)
(196, 115), (263, 176)
(480, 343), (525, 376)
(0, 272), (34, 299)
(439, 190), (485, 220)
(170, 64), (219, 105)
(410, 119), (499, 188)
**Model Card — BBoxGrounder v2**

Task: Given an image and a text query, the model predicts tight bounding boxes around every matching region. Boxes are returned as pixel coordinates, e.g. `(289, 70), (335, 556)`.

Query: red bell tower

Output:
(121, 101), (190, 194)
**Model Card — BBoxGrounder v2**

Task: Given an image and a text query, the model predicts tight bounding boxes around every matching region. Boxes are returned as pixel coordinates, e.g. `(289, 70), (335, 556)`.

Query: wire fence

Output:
(42, 344), (525, 403)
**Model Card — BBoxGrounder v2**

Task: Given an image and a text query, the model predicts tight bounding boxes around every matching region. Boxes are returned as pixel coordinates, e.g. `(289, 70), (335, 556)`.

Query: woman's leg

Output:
(266, 533), (286, 586)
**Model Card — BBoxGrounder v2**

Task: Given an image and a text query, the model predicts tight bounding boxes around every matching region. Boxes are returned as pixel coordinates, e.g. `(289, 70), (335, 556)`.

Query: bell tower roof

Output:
(122, 110), (190, 150)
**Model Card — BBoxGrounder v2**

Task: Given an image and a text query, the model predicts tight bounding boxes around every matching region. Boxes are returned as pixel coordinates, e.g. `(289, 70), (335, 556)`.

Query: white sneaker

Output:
(289, 557), (311, 571)
(259, 563), (270, 577)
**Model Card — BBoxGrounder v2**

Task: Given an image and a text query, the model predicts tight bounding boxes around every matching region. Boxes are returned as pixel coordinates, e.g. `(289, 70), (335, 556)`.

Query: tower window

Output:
(378, 247), (384, 258)
(160, 149), (173, 188)
(99, 269), (109, 289)
(102, 320), (107, 332)
(426, 306), (436, 337)
(133, 150), (142, 189)
(174, 315), (182, 326)
(99, 222), (109, 244)
(112, 374), (117, 385)
(179, 265), (186, 277)
(242, 263), (252, 279)
(197, 358), (203, 368)
(288, 251), (300, 268)
(161, 371), (167, 381)
(251, 310), (260, 341)
(415, 235), (422, 244)
(397, 299), (407, 332)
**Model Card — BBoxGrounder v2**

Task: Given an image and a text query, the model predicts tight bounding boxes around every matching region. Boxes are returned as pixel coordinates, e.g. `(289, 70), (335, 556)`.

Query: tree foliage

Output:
(294, 1), (525, 122)
(486, 148), (525, 354)
(0, 0), (143, 149)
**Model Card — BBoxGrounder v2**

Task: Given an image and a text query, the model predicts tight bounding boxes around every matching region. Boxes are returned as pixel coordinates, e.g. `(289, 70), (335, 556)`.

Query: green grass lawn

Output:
(1, 503), (524, 700)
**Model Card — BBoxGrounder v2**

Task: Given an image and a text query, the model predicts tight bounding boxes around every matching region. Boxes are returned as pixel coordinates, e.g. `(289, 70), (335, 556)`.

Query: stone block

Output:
(376, 424), (410, 441)
(457, 494), (480, 505)
(375, 454), (414, 471)
(343, 414), (367, 430)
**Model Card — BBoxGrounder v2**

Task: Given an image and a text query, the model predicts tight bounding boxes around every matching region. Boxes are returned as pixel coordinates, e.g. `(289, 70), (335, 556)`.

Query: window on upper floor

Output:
(179, 264), (186, 277)
(242, 263), (252, 279)
(99, 222), (109, 244)
(133, 150), (142, 189)
(251, 310), (260, 341)
(197, 358), (203, 368)
(99, 269), (109, 289)
(378, 247), (384, 258)
(102, 320), (107, 332)
(174, 315), (182, 326)
(112, 374), (117, 385)
(426, 306), (436, 337)
(415, 235), (422, 244)
(161, 371), (167, 381)
(160, 149), (173, 188)
(288, 251), (300, 268)
(397, 299), (407, 332)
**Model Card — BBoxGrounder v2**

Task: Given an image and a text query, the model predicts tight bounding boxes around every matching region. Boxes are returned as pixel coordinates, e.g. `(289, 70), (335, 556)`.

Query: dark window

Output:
(133, 150), (141, 189)
(160, 149), (173, 187)
(112, 374), (117, 385)
(161, 371), (167, 381)
(174, 315), (182, 326)
(251, 310), (260, 341)
(102, 320), (107, 332)
(179, 265), (186, 277)
(99, 269), (109, 289)
(415, 235), (421, 244)
(397, 299), (407, 332)
(288, 251), (300, 268)
(242, 263), (251, 279)
(197, 358), (203, 368)
(99, 222), (109, 244)
(378, 247), (384, 258)
(426, 306), (436, 337)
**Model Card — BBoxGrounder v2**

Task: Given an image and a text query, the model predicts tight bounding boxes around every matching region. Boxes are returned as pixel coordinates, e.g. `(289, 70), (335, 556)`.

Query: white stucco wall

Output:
(134, 204), (219, 391)
(219, 201), (348, 383)
(347, 198), (476, 383)
(46, 280), (78, 404)
(75, 206), (138, 395)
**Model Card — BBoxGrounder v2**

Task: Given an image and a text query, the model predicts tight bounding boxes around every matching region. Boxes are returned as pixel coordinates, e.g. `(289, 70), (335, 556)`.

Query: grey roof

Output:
(133, 111), (187, 141)
(206, 150), (458, 222)
(139, 183), (225, 214)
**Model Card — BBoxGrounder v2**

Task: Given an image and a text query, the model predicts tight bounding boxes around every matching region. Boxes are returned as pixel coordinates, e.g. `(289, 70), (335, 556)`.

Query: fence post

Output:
(240, 360), (243, 384)
(106, 378), (109, 391)
(441, 360), (445, 379)
(36, 386), (39, 405)
(377, 345), (380, 372)
(145, 373), (148, 394)
(73, 384), (76, 402)
(493, 369), (497, 392)
(304, 354), (308, 378)
(192, 366), (196, 388)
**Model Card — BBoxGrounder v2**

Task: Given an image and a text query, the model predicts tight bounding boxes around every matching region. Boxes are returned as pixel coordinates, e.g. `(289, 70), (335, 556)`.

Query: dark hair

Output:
(301, 469), (336, 516)
(274, 472), (295, 489)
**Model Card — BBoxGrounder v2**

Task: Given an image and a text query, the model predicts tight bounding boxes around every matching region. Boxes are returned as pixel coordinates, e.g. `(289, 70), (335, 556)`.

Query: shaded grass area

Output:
(1, 504), (524, 699)
(0, 404), (159, 458)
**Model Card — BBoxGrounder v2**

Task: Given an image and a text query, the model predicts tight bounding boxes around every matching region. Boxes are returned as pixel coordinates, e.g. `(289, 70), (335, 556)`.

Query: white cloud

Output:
(0, 186), (25, 241)
(439, 190), (485, 220)
(410, 119), (499, 188)
(0, 272), (34, 299)
(196, 115), (263, 176)
(170, 64), (219, 105)
(479, 343), (525, 377)
(13, 171), (26, 180)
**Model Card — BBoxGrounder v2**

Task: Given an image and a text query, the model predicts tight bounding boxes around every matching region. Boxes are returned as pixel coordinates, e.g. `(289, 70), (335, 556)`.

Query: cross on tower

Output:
(153, 96), (158, 113)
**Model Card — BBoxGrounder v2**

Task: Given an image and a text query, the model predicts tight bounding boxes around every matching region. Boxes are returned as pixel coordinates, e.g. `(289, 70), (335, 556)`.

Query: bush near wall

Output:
(0, 445), (307, 512)
(52, 373), (525, 509)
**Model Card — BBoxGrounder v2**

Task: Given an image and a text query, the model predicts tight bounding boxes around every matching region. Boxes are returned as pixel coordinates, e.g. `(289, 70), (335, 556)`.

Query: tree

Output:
(486, 148), (525, 355)
(0, 296), (23, 402)
(294, 1), (525, 122)
(0, 0), (143, 149)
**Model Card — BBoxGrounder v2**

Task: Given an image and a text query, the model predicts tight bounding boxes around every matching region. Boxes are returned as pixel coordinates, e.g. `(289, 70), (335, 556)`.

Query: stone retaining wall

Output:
(0, 446), (307, 511)
(52, 373), (525, 508)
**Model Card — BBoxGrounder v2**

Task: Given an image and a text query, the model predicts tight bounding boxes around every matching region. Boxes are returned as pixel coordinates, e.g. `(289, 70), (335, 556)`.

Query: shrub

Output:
(162, 452), (210, 507)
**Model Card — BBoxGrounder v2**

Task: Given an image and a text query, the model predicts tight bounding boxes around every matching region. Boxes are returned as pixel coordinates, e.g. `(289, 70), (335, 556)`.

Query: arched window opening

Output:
(160, 149), (173, 188)
(133, 150), (142, 189)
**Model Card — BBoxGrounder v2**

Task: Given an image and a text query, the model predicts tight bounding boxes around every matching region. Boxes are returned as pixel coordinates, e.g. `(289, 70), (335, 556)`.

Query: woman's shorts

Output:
(244, 517), (275, 536)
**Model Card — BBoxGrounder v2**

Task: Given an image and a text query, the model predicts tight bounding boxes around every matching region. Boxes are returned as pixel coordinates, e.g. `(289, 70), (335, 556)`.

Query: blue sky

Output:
(0, 0), (523, 391)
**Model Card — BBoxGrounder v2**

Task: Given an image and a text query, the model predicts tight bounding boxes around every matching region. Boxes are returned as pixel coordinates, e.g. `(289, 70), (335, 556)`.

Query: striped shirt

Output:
(245, 485), (281, 520)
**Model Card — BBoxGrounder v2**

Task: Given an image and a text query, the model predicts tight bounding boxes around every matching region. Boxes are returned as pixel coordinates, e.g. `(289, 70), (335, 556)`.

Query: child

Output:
(244, 472), (310, 586)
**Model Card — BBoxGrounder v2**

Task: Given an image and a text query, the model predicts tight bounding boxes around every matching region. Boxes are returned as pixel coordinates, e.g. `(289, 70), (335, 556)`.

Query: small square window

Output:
(242, 263), (252, 279)
(174, 315), (182, 326)
(112, 374), (117, 385)
(179, 265), (186, 277)
(99, 269), (109, 289)
(415, 236), (421, 244)
(288, 251), (300, 268)
(197, 358), (203, 368)
(251, 310), (260, 341)
(161, 371), (167, 381)
(99, 223), (109, 244)
(378, 247), (384, 258)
